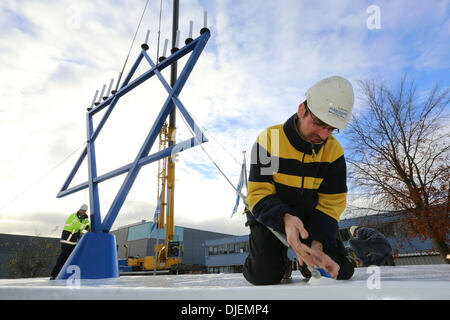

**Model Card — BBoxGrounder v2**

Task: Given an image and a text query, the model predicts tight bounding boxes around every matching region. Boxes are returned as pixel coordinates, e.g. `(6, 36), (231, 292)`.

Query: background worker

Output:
(50, 204), (90, 280)
(244, 76), (356, 285)
(349, 226), (395, 267)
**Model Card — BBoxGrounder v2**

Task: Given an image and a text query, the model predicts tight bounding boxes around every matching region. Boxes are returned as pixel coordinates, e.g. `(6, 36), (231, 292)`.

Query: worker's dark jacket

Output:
(60, 212), (90, 245)
(356, 227), (391, 246)
(246, 113), (347, 248)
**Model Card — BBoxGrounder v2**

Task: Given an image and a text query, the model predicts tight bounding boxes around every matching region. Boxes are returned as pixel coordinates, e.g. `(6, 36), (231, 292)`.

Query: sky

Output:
(0, 0), (449, 238)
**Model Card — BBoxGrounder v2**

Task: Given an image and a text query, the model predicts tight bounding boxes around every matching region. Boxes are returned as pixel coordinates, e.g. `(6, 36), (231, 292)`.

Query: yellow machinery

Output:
(150, 121), (184, 272)
(124, 1), (207, 275)
(125, 122), (185, 273)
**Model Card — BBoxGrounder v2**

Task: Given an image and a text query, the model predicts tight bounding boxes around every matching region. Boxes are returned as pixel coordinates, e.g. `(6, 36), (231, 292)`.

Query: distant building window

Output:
(239, 242), (248, 253)
(207, 265), (243, 274)
(206, 241), (249, 256)
(219, 244), (227, 255)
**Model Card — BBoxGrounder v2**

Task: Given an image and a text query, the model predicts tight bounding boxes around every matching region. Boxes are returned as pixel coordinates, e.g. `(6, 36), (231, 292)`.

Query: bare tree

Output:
(345, 76), (449, 263)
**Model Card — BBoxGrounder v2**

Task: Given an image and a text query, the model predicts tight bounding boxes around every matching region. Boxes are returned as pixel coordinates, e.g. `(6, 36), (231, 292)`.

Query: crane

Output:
(125, 0), (208, 275)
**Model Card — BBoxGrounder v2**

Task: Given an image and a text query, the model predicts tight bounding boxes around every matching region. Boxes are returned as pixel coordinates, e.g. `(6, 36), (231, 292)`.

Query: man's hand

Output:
(283, 213), (315, 267)
(283, 214), (340, 279)
(310, 240), (340, 279)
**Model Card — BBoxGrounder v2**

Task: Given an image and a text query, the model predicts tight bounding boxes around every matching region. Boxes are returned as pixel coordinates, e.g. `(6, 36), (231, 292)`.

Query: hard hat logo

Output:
(305, 76), (354, 130)
(328, 105), (349, 120)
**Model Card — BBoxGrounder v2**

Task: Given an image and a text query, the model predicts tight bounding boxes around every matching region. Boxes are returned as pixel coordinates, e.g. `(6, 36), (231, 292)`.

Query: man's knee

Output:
(327, 240), (355, 280)
(243, 223), (288, 285)
(337, 258), (355, 280)
(243, 256), (285, 285)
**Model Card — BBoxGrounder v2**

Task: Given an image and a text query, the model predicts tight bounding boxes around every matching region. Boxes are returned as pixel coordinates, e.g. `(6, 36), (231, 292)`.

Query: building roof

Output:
(339, 212), (403, 228)
(203, 235), (249, 246)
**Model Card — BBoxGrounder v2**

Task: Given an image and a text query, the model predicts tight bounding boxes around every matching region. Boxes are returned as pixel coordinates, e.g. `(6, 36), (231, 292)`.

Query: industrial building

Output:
(111, 221), (234, 266)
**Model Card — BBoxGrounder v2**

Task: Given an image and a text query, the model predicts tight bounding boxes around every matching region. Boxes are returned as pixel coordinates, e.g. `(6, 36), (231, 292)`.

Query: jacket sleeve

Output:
(308, 154), (347, 247)
(82, 220), (91, 232)
(245, 131), (296, 233)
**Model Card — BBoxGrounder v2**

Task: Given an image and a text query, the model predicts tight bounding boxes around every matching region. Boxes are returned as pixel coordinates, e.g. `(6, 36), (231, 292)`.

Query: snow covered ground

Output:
(0, 264), (448, 300)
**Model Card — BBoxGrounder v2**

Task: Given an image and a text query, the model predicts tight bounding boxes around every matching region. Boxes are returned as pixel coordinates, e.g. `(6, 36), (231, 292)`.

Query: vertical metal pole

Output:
(165, 0), (178, 252)
(165, 188), (172, 257)
(86, 113), (101, 232)
(153, 227), (161, 275)
(171, 0), (179, 91)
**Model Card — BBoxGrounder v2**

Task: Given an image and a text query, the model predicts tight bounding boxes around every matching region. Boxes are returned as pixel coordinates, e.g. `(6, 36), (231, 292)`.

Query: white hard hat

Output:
(305, 75), (354, 129)
(80, 204), (88, 211)
(349, 226), (359, 238)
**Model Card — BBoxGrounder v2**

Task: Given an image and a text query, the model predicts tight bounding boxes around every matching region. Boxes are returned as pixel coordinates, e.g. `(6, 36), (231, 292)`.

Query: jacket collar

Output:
(283, 113), (325, 155)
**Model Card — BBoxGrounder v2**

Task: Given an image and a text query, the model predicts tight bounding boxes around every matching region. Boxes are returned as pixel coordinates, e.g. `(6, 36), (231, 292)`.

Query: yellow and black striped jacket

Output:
(246, 113), (347, 247)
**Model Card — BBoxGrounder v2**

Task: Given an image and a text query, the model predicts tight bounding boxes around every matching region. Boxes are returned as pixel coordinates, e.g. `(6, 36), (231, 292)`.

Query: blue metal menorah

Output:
(55, 30), (211, 280)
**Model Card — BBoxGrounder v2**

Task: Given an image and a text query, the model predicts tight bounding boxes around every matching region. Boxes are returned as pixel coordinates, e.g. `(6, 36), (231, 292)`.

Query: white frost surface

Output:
(0, 264), (448, 300)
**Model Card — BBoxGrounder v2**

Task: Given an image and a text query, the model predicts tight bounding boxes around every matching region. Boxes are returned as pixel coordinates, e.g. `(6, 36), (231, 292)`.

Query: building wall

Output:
(113, 227), (129, 257)
(203, 234), (299, 273)
(0, 234), (60, 279)
(204, 235), (250, 269)
(206, 252), (248, 268)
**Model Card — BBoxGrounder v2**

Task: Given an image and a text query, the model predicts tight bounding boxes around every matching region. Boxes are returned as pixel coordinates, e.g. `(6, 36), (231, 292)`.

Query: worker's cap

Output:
(349, 226), (359, 237)
(80, 204), (88, 211)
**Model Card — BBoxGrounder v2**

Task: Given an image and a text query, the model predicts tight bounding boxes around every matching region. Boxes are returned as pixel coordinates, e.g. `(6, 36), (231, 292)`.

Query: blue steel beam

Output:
(142, 50), (206, 138)
(87, 36), (200, 117)
(100, 94), (174, 232)
(90, 52), (145, 142)
(56, 135), (208, 199)
(57, 31), (211, 234)
(100, 32), (210, 233)
(57, 53), (146, 195)
(58, 147), (87, 194)
(86, 113), (101, 231)
(57, 33), (209, 197)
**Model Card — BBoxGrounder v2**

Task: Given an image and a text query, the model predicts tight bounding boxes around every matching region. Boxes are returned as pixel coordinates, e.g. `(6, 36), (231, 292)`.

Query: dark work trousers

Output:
(349, 238), (392, 265)
(243, 222), (354, 285)
(50, 243), (76, 279)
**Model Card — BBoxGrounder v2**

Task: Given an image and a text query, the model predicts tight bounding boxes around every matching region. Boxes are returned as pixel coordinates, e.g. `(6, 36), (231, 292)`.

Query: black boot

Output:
(385, 254), (396, 266)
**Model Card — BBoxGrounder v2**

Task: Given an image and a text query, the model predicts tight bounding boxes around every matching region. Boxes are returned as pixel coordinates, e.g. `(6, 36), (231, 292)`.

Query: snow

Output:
(0, 264), (448, 300)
